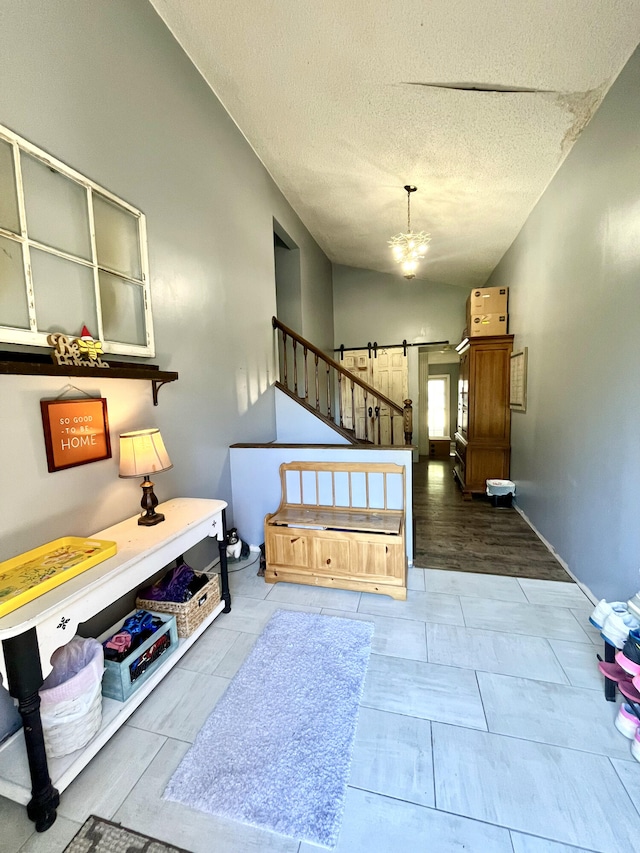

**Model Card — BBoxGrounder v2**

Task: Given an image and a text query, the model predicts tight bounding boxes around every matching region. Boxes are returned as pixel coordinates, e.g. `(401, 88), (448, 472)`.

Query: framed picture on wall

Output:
(510, 349), (528, 412)
(40, 398), (111, 472)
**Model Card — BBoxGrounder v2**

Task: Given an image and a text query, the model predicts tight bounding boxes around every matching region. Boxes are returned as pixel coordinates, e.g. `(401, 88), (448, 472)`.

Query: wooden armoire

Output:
(454, 335), (514, 497)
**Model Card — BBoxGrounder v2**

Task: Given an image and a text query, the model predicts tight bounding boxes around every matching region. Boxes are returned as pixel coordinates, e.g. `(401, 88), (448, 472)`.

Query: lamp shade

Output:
(119, 428), (173, 478)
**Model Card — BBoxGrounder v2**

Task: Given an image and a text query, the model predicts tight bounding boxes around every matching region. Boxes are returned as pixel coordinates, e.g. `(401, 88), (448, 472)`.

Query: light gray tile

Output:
(427, 623), (568, 683)
(611, 757), (640, 810)
(178, 623), (243, 675)
(570, 609), (603, 646)
(424, 568), (527, 602)
(477, 671), (629, 758)
(127, 667), (228, 742)
(322, 608), (426, 661)
(56, 726), (166, 822)
(358, 588), (464, 626)
(548, 640), (602, 690)
(115, 738), (300, 853)
(212, 595), (322, 634)
(228, 564), (271, 599)
(350, 707), (434, 806)
(517, 579), (591, 608)
(361, 654), (487, 730)
(0, 794), (37, 853)
(407, 566), (425, 591)
(433, 722), (640, 852)
(510, 832), (595, 853)
(16, 815), (80, 852)
(299, 787), (514, 853)
(460, 597), (593, 642)
(265, 581), (361, 611)
(212, 631), (258, 679)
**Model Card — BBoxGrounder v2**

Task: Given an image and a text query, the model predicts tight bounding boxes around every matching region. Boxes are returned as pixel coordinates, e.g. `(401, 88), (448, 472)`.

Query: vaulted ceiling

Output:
(150, 1), (640, 287)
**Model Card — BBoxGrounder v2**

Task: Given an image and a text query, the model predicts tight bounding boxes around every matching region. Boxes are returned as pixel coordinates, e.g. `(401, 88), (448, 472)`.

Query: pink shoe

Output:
(615, 703), (640, 738)
(632, 726), (640, 762)
(598, 661), (629, 682)
(619, 679), (640, 703)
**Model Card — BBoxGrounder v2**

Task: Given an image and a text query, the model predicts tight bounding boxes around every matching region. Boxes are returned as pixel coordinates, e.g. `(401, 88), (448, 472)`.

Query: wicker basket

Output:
(136, 573), (221, 638)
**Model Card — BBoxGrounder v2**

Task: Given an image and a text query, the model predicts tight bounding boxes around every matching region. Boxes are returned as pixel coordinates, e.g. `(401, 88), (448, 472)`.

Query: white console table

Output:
(0, 498), (230, 832)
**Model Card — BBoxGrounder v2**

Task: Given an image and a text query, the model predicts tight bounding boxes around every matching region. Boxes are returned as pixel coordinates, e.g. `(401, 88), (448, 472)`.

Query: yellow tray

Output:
(0, 537), (118, 618)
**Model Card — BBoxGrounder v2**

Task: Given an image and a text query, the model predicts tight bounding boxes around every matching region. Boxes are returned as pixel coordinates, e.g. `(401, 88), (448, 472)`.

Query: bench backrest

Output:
(278, 461), (405, 513)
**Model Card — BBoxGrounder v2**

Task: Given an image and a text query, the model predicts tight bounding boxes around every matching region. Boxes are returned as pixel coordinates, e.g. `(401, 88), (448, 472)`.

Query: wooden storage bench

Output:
(265, 461), (407, 600)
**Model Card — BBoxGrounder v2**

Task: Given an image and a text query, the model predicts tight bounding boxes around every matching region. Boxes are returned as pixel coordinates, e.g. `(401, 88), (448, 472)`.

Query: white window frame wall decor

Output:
(0, 123), (155, 357)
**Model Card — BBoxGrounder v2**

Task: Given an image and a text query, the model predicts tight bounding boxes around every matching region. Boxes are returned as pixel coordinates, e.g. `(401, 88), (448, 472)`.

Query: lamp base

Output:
(138, 479), (165, 526)
(138, 510), (165, 527)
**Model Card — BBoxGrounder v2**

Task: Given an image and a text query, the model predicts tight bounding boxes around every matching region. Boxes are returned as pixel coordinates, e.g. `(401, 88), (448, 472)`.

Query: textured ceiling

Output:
(149, 1), (640, 287)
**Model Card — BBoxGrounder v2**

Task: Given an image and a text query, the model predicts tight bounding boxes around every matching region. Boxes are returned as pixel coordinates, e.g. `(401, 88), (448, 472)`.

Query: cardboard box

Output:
(469, 314), (508, 336)
(467, 286), (509, 316)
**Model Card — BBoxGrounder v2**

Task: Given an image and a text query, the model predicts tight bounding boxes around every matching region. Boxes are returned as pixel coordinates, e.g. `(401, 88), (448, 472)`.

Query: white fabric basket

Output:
(39, 637), (104, 757)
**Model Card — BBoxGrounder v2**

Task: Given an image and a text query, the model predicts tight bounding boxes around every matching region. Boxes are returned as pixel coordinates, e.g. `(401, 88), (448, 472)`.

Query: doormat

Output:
(63, 815), (192, 853)
(163, 609), (374, 848)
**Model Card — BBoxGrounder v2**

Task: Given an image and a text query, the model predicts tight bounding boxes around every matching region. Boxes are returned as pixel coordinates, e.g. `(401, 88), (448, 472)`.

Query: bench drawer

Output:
(266, 528), (310, 568)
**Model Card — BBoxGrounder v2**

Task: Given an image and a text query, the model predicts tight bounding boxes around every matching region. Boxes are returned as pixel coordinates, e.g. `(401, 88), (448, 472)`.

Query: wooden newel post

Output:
(403, 399), (413, 445)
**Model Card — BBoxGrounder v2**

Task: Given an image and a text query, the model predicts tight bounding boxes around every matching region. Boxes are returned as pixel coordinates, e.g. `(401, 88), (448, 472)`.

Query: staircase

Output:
(273, 317), (413, 446)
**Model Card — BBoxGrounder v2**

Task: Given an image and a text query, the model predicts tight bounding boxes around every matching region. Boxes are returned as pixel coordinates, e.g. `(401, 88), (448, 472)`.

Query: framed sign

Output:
(40, 398), (112, 472)
(510, 348), (528, 412)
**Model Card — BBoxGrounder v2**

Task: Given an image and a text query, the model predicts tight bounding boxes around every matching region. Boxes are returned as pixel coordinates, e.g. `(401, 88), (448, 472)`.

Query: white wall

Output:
(486, 45), (640, 601)
(230, 442), (414, 562)
(0, 0), (333, 562)
(275, 389), (351, 444)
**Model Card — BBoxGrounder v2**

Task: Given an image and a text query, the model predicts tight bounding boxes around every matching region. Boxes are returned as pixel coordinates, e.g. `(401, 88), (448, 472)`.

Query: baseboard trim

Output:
(513, 501), (597, 605)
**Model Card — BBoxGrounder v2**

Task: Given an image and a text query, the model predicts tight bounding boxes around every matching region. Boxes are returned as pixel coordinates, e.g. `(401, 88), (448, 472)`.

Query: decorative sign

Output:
(47, 326), (110, 368)
(510, 348), (528, 412)
(40, 398), (112, 472)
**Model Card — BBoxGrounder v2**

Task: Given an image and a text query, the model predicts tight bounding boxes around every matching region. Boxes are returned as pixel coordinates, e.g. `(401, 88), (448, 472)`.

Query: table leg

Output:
(219, 508), (231, 613)
(3, 629), (60, 832)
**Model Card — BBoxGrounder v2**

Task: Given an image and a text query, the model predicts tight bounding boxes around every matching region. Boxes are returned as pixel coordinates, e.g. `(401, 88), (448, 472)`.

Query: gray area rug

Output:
(164, 609), (374, 847)
(64, 815), (191, 852)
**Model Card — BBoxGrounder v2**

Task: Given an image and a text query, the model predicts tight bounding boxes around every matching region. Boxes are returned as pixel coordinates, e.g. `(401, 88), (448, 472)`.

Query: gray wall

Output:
(487, 46), (640, 600)
(333, 265), (466, 349)
(333, 264), (466, 454)
(0, 0), (333, 561)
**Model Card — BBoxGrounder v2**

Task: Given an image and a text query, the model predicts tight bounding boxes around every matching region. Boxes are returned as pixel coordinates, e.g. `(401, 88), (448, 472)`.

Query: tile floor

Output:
(3, 563), (640, 853)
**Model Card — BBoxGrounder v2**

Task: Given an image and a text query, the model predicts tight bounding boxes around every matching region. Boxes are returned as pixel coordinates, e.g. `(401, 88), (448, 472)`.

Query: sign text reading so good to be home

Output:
(40, 398), (112, 472)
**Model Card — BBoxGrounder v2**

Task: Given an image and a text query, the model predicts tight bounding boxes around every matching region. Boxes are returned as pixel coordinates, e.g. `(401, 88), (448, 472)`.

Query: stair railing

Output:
(273, 317), (413, 446)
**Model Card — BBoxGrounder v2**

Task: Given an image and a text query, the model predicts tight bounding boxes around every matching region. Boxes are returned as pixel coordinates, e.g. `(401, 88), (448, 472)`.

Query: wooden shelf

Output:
(0, 350), (178, 405)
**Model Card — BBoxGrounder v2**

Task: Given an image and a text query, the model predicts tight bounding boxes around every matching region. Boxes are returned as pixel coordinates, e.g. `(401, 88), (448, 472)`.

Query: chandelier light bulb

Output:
(388, 185), (431, 279)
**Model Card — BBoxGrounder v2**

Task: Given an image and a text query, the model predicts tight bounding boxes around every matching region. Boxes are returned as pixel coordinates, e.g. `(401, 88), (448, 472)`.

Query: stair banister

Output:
(273, 317), (412, 446)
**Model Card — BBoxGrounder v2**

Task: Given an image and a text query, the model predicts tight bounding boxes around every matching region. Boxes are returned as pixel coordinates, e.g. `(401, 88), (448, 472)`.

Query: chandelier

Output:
(388, 185), (431, 279)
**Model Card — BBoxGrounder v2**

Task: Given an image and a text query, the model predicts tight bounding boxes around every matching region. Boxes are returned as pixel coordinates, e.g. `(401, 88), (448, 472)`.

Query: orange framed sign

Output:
(40, 398), (112, 472)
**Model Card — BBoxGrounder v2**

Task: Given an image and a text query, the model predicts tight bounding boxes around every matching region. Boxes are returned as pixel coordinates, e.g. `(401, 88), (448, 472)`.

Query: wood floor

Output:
(413, 457), (572, 581)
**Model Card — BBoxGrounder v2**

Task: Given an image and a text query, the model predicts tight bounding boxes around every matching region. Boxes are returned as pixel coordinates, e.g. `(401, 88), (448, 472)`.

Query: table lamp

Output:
(119, 428), (173, 526)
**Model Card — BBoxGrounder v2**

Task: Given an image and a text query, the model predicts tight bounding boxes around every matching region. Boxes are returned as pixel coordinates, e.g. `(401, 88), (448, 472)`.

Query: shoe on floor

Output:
(632, 727), (640, 763)
(619, 678), (640, 704)
(627, 593), (640, 621)
(598, 660), (630, 682)
(590, 600), (627, 630)
(615, 703), (640, 738)
(601, 609), (640, 649)
(616, 629), (640, 676)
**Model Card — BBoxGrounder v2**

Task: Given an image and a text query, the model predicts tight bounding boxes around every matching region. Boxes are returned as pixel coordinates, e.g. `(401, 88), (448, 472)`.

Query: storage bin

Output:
(39, 637), (104, 758)
(136, 572), (221, 638)
(101, 611), (178, 702)
(486, 479), (516, 508)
